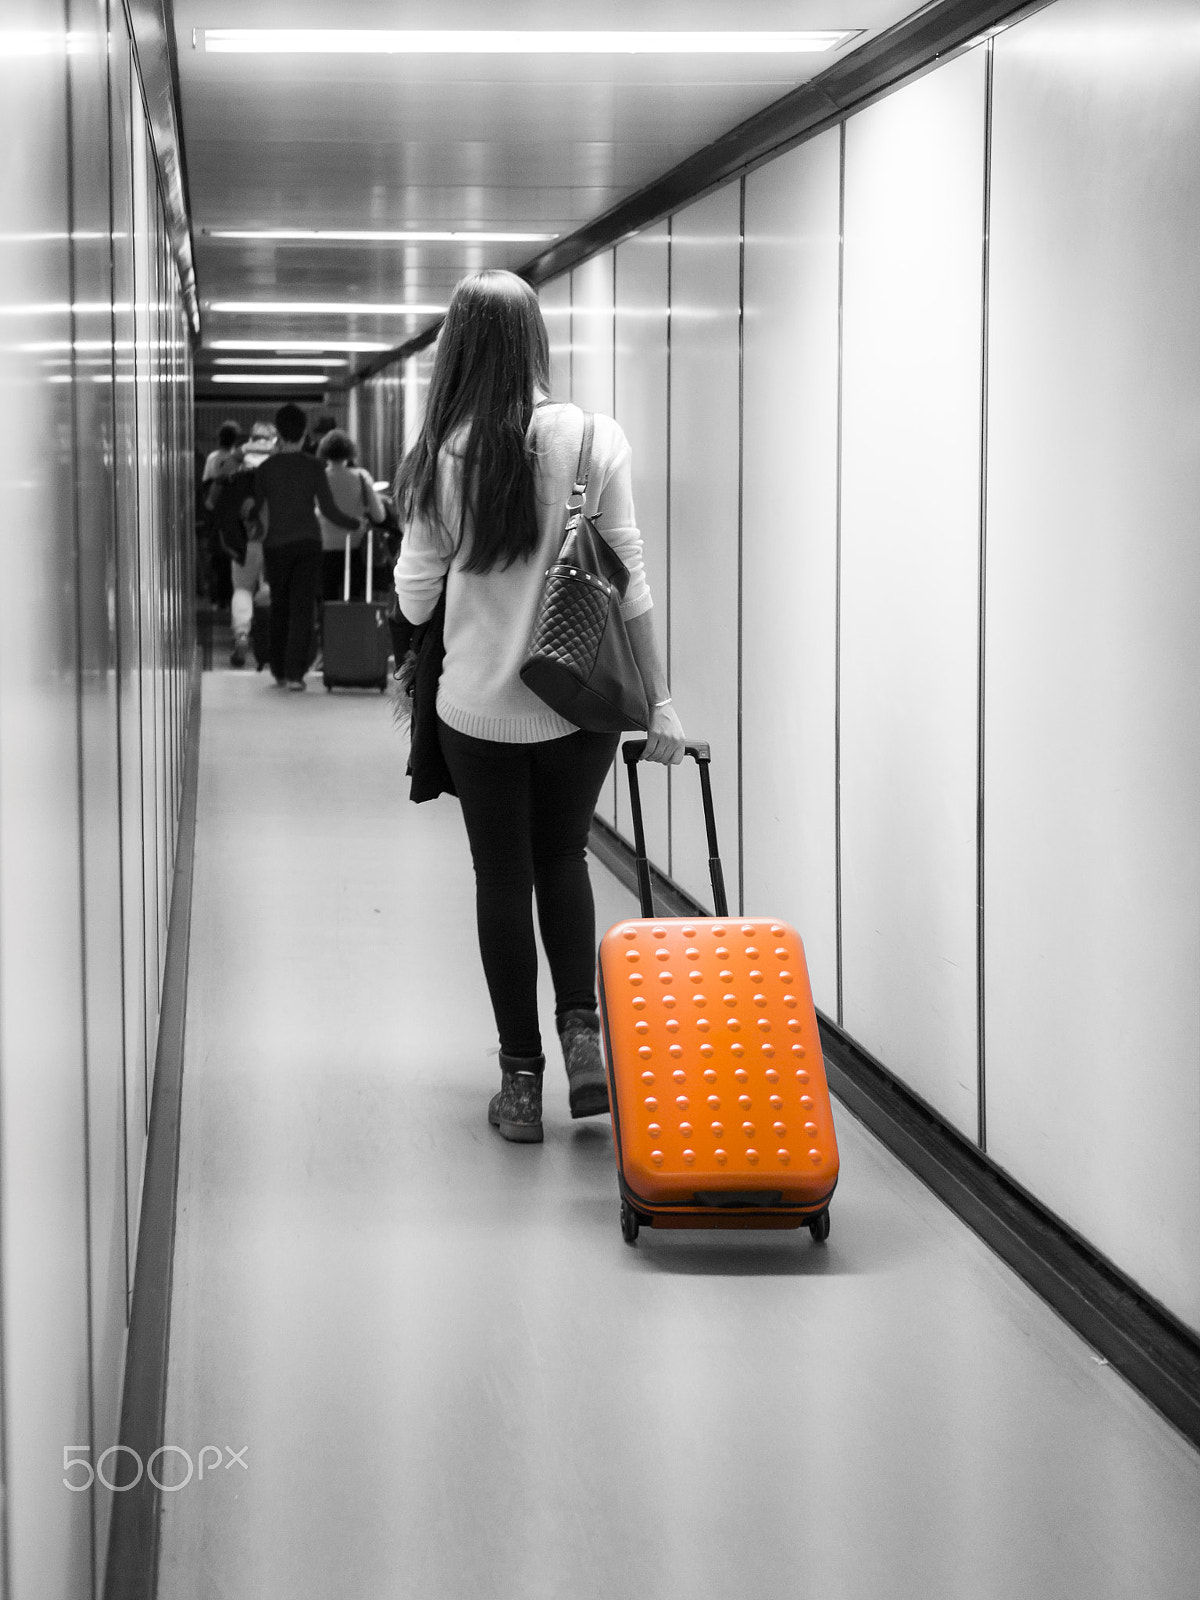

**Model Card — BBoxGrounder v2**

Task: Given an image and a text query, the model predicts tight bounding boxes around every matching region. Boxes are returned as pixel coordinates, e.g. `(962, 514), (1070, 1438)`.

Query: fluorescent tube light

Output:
(208, 340), (395, 352)
(0, 231), (114, 243)
(212, 355), (348, 367)
(210, 373), (331, 384)
(0, 301), (127, 316)
(0, 32), (70, 58)
(203, 30), (855, 55)
(204, 229), (556, 244)
(206, 301), (446, 315)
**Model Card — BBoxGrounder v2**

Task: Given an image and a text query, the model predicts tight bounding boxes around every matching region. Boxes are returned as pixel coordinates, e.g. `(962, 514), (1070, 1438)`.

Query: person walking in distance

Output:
(316, 427), (386, 606)
(202, 421), (261, 667)
(253, 403), (359, 689)
(394, 269), (684, 1143)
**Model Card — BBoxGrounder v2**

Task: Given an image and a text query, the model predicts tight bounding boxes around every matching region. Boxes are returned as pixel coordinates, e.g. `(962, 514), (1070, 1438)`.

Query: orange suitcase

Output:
(598, 740), (839, 1245)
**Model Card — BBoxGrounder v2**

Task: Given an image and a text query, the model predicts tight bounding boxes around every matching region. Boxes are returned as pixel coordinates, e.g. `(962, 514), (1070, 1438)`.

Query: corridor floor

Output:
(158, 669), (1200, 1600)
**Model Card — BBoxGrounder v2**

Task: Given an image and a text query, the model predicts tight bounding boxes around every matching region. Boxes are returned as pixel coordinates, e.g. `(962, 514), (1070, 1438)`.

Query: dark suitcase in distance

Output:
(323, 530), (390, 692)
(598, 740), (840, 1245)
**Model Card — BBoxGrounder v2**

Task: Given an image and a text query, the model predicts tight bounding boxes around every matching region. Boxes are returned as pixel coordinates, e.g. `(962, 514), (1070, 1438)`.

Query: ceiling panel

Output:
(185, 86), (818, 146)
(176, 0), (929, 393)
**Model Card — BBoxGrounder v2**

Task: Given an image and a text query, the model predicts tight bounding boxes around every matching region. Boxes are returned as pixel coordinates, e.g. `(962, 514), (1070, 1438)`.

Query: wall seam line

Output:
(665, 218), (673, 878)
(977, 37), (994, 1154)
(612, 250), (619, 824)
(0, 494), (7, 1585)
(834, 120), (847, 1030)
(737, 178), (746, 917)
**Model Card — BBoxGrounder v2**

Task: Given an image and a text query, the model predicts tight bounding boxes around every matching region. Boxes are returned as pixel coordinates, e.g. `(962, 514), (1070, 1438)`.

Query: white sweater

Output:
(394, 403), (654, 743)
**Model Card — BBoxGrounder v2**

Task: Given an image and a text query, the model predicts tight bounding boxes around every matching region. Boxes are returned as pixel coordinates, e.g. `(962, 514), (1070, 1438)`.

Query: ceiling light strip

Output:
(203, 229), (556, 243)
(212, 356), (348, 367)
(209, 340), (395, 352)
(207, 301), (446, 316)
(202, 29), (853, 56)
(210, 373), (331, 384)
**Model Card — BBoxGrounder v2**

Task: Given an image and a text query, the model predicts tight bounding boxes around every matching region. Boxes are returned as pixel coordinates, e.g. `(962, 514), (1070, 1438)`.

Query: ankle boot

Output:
(487, 1053), (545, 1143)
(558, 1009), (609, 1119)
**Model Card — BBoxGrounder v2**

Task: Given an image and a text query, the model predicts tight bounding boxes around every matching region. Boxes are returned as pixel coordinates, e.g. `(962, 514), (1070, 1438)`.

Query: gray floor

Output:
(159, 669), (1200, 1600)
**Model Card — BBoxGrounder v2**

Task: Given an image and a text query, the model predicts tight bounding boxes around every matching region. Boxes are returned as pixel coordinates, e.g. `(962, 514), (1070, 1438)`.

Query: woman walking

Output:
(394, 269), (684, 1143)
(316, 427), (386, 603)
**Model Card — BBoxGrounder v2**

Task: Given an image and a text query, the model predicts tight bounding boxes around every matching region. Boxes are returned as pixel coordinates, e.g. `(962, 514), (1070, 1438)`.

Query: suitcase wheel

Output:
(809, 1208), (831, 1244)
(620, 1200), (640, 1245)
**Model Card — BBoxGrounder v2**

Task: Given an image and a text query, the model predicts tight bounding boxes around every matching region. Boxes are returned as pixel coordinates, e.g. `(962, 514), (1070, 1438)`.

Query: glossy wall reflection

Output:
(0, 4), (196, 1597)
(339, 378), (396, 489)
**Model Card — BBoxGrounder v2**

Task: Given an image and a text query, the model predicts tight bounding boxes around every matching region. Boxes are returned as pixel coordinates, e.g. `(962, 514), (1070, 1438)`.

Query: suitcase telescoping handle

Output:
(342, 527), (376, 603)
(621, 739), (728, 919)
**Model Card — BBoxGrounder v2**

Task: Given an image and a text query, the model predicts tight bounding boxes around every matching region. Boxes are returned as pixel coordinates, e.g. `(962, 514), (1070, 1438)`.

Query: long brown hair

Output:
(395, 270), (551, 574)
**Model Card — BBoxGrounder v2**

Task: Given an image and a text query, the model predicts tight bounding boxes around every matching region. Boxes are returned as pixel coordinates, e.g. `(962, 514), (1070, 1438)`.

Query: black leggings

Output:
(437, 720), (620, 1058)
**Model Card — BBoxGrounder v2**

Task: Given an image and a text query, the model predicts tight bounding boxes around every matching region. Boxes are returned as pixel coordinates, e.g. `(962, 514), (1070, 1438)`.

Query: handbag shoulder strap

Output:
(569, 412), (595, 510)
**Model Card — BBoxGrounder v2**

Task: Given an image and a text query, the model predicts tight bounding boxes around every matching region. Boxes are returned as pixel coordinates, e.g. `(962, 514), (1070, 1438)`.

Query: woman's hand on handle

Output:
(642, 700), (686, 765)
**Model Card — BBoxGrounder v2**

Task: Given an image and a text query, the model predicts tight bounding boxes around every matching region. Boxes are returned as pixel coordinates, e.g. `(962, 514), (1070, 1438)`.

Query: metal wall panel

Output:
(0, 8), (195, 1590)
(569, 252), (614, 418)
(667, 187), (743, 911)
(167, 297), (181, 845)
(986, 0), (1200, 1333)
(149, 192), (169, 989)
(402, 354), (422, 457)
(839, 48), (987, 1138)
(417, 340), (437, 443)
(0, 5), (93, 1595)
(539, 274), (571, 403)
(741, 131), (842, 1015)
(356, 369), (403, 486)
(132, 118), (163, 1078)
(68, 0), (128, 1581)
(111, 26), (150, 1275)
(613, 225), (671, 864)
(566, 253), (619, 824)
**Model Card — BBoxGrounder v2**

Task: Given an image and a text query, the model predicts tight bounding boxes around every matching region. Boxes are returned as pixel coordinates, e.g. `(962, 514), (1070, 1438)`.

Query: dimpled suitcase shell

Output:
(599, 741), (838, 1235)
(599, 916), (838, 1226)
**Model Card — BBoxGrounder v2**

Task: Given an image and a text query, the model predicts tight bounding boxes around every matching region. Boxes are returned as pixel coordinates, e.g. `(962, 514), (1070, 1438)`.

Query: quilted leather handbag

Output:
(520, 413), (649, 732)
